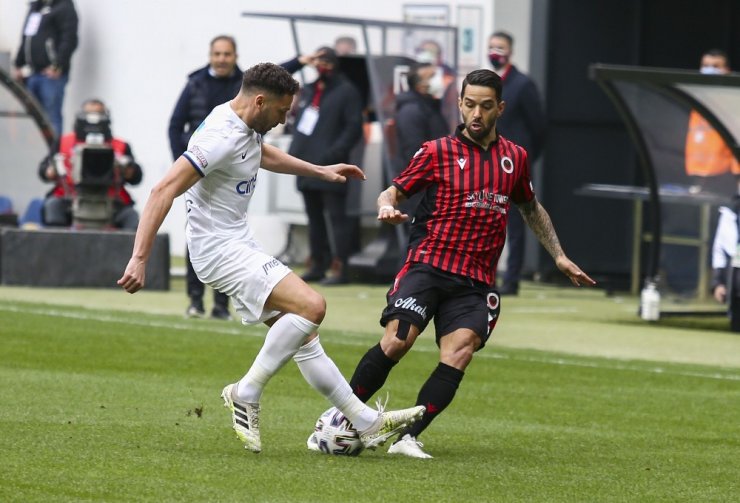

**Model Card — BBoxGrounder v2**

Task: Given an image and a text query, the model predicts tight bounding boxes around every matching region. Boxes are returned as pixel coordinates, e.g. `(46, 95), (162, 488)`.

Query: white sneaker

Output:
(306, 432), (320, 452)
(387, 434), (433, 459)
(221, 383), (261, 453)
(358, 397), (425, 449)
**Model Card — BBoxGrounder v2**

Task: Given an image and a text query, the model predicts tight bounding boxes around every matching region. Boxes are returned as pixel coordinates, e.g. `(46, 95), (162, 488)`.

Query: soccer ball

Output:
(313, 407), (365, 456)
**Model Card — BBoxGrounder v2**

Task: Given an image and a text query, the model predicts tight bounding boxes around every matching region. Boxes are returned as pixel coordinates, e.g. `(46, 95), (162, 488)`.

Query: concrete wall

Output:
(0, 0), (531, 257)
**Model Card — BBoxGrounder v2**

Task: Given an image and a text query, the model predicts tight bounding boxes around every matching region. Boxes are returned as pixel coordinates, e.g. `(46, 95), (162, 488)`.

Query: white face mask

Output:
(426, 68), (445, 99)
(700, 66), (724, 75)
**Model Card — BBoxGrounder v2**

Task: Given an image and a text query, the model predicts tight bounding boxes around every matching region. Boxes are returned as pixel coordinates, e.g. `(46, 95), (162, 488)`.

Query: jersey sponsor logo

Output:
(261, 257), (281, 275)
(500, 156), (514, 174)
(464, 191), (508, 212)
(236, 174), (258, 195)
(457, 157), (467, 170)
(189, 146), (208, 169)
(393, 296), (428, 320)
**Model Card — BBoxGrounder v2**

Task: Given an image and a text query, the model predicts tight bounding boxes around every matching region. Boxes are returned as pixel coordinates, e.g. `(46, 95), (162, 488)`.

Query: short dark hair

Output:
(460, 69), (502, 101)
(490, 30), (514, 48)
(704, 48), (729, 62)
(210, 35), (237, 53)
(241, 63), (299, 96)
(407, 62), (434, 90)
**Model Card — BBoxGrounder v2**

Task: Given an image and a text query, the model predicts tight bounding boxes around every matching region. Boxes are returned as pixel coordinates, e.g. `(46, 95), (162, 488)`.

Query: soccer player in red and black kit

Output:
(345, 69), (595, 458)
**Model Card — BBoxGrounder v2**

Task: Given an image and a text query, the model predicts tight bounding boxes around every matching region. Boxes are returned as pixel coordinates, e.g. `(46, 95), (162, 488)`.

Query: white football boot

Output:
(358, 397), (425, 449)
(387, 434), (433, 459)
(221, 383), (261, 453)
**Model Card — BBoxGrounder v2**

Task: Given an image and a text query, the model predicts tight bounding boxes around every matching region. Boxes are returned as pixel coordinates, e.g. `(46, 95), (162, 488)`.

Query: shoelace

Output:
(373, 392), (390, 416)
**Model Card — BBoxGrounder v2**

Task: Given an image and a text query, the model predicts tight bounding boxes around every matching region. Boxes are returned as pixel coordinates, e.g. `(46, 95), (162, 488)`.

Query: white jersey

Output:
(180, 102), (292, 324)
(183, 102), (262, 261)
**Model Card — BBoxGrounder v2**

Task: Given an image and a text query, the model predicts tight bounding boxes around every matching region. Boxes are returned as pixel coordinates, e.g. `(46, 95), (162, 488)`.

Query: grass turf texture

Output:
(1, 283), (739, 502)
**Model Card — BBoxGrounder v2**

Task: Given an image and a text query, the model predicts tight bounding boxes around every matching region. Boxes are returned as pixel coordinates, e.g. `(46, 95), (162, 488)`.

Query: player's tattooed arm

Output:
(517, 198), (564, 261)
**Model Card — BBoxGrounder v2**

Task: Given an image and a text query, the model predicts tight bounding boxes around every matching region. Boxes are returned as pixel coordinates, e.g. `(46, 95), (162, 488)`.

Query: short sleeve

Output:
(183, 128), (233, 177)
(393, 141), (436, 197)
(509, 146), (535, 205)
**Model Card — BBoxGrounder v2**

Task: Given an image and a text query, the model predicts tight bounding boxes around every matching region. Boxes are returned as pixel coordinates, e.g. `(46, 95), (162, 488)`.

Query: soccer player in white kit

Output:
(118, 63), (424, 453)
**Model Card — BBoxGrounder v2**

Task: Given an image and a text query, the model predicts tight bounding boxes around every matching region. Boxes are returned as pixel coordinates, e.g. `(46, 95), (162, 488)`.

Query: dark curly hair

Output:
(241, 63), (299, 96)
(460, 69), (502, 101)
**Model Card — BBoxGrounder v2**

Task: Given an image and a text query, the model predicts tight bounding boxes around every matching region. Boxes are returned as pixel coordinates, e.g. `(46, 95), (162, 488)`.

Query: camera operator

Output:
(38, 99), (142, 229)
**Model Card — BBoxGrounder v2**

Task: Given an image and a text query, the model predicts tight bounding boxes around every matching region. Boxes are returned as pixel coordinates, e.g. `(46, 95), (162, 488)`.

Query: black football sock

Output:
(399, 362), (464, 439)
(348, 343), (398, 402)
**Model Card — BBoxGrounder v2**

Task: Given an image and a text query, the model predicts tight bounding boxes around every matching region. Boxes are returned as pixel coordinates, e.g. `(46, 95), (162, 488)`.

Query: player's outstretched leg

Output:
(221, 383), (261, 453)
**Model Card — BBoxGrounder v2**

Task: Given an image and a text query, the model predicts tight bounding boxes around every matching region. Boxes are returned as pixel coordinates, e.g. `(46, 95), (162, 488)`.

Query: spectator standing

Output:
(287, 47), (364, 285)
(169, 35), (242, 320)
(13, 0), (78, 139)
(38, 99), (142, 229)
(488, 30), (546, 295)
(393, 62), (450, 219)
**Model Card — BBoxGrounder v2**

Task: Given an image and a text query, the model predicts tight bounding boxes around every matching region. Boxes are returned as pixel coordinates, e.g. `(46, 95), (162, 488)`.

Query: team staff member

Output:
(169, 35), (242, 320)
(488, 30), (546, 295)
(118, 63), (424, 453)
(341, 69), (595, 459)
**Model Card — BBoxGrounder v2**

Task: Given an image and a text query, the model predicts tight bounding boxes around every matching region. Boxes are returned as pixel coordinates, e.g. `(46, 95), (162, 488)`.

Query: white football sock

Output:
(236, 314), (318, 402)
(293, 337), (379, 431)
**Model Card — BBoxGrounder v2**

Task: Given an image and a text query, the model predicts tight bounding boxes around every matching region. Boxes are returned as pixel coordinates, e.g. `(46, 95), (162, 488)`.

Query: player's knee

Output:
(300, 290), (326, 324)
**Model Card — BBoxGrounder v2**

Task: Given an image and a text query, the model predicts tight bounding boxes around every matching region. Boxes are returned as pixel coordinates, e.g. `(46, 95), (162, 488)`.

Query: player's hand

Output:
(117, 257), (146, 293)
(377, 205), (409, 224)
(323, 163), (366, 183)
(555, 256), (596, 287)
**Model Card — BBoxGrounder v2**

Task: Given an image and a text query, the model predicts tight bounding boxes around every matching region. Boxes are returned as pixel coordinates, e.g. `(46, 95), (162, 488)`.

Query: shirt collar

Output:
(455, 124), (498, 151)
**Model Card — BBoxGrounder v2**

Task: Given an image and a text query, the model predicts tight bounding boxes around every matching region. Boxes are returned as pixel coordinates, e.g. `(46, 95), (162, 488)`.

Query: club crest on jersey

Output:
(500, 156), (514, 174)
(457, 157), (467, 170)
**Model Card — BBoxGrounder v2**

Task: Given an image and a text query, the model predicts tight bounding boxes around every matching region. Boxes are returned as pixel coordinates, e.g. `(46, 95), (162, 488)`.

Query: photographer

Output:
(38, 99), (142, 229)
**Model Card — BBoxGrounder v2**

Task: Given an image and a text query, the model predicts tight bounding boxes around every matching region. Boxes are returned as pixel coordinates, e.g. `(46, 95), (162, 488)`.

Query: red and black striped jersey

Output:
(393, 125), (535, 285)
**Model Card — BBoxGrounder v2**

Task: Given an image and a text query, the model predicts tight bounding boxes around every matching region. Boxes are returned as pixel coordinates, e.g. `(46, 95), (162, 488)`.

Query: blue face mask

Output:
(700, 66), (724, 75)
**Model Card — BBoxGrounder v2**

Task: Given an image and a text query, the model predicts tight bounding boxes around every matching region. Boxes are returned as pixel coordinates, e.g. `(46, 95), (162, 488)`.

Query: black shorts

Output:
(380, 263), (501, 350)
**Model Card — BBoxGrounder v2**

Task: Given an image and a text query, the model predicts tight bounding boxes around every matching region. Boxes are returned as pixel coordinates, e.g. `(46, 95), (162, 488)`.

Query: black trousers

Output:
(502, 205), (525, 285)
(185, 246), (228, 308)
(301, 189), (352, 273)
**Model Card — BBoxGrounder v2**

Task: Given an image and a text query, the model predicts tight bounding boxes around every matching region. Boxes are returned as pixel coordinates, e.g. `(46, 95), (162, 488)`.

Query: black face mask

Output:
(488, 52), (509, 70)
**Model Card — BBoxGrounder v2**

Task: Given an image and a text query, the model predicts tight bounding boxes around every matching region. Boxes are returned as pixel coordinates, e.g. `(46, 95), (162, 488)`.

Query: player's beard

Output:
(464, 117), (495, 142)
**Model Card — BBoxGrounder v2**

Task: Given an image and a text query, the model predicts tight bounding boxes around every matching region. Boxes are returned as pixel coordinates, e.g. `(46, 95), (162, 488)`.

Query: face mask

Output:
(489, 52), (509, 70)
(700, 66), (723, 75)
(426, 68), (445, 99)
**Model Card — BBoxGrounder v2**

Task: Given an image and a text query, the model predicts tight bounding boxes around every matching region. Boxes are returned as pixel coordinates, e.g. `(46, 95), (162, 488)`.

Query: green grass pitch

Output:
(1, 282), (738, 502)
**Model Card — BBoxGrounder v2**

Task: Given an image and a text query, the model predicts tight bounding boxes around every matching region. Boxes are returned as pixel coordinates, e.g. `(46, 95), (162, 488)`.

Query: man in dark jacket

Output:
(169, 35), (242, 320)
(393, 62), (451, 219)
(13, 0), (79, 139)
(288, 47), (364, 285)
(488, 30), (546, 295)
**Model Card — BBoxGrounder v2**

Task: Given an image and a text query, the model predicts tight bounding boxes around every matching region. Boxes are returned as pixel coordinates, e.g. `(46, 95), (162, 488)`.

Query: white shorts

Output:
(189, 237), (291, 324)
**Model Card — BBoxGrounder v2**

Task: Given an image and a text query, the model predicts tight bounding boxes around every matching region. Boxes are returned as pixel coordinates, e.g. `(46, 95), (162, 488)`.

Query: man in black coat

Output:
(168, 35), (243, 320)
(393, 62), (450, 219)
(13, 0), (78, 139)
(288, 47), (364, 285)
(488, 31), (546, 295)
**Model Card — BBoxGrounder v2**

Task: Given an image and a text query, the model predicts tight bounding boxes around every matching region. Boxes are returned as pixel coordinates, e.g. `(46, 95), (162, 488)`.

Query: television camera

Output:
(65, 110), (129, 229)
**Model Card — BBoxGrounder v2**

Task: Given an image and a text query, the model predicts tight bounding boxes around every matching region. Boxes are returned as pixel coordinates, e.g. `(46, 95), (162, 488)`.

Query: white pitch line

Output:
(2, 304), (739, 382)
